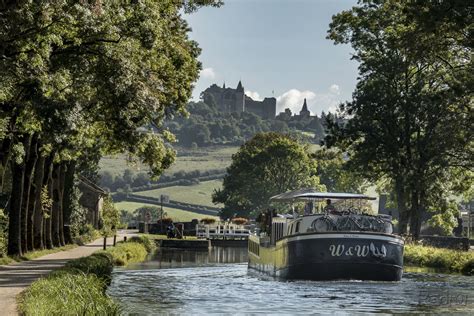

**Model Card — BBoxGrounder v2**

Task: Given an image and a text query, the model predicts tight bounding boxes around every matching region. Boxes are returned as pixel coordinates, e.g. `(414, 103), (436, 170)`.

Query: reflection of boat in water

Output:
(248, 190), (404, 281)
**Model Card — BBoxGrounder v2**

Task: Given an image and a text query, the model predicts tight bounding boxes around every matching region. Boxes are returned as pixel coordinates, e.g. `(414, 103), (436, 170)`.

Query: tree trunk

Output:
(62, 161), (76, 244)
(43, 154), (55, 249)
(409, 190), (421, 240)
(58, 162), (66, 246)
(395, 178), (409, 235)
(32, 153), (45, 250)
(7, 137), (26, 256)
(0, 138), (12, 193)
(51, 163), (61, 247)
(20, 135), (36, 253)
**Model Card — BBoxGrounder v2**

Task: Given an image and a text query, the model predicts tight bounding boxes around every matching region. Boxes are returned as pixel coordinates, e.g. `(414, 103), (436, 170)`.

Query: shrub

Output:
(104, 242), (148, 266)
(19, 272), (120, 316)
(65, 252), (114, 284)
(404, 244), (474, 275)
(127, 235), (156, 253)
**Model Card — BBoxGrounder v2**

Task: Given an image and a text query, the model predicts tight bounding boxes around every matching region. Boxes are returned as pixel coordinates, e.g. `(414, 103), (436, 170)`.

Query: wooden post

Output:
(113, 234), (117, 246)
(103, 236), (107, 250)
(124, 236), (127, 242)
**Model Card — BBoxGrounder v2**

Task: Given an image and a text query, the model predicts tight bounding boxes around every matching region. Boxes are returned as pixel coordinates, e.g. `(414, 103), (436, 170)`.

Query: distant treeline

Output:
(99, 168), (225, 193)
(163, 101), (343, 148)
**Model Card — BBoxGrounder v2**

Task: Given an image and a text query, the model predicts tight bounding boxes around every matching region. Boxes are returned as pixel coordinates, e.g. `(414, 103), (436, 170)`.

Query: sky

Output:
(185, 0), (359, 116)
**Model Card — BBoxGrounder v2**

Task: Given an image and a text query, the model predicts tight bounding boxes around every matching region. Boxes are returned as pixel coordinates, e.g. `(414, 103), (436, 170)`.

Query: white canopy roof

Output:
(270, 188), (376, 202)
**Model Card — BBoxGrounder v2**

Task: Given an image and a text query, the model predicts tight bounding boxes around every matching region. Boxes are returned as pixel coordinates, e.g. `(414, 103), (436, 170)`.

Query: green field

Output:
(134, 180), (223, 208)
(99, 146), (238, 177)
(114, 201), (218, 222)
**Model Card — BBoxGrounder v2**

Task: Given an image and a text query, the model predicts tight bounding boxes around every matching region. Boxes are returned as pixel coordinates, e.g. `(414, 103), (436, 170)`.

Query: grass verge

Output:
(404, 244), (474, 275)
(18, 236), (154, 316)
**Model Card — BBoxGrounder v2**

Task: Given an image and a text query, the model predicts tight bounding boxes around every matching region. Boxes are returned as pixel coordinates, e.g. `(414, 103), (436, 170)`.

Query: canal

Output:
(108, 247), (474, 315)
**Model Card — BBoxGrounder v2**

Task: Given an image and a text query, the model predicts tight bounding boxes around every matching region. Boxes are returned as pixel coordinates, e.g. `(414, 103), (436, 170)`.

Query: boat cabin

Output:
(257, 189), (393, 246)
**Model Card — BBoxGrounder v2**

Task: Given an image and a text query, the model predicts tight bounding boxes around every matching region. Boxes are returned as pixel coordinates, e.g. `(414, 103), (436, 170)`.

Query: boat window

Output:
(295, 221), (300, 233)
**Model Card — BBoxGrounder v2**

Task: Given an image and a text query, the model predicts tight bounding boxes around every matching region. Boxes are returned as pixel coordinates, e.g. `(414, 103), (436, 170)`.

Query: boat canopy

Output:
(270, 188), (376, 202)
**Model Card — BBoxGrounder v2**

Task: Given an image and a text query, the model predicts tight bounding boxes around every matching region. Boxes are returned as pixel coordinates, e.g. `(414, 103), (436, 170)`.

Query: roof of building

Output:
(236, 80), (244, 92)
(301, 98), (309, 112)
(270, 188), (376, 201)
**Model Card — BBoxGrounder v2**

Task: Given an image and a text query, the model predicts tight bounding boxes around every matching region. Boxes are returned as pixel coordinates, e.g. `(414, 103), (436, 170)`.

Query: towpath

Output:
(0, 231), (137, 315)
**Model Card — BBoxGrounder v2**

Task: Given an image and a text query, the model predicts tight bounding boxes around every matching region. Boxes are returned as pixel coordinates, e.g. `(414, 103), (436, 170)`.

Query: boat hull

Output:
(248, 232), (404, 281)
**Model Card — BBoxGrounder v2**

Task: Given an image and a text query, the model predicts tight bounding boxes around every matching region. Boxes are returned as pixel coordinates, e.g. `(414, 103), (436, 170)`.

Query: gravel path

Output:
(0, 231), (136, 315)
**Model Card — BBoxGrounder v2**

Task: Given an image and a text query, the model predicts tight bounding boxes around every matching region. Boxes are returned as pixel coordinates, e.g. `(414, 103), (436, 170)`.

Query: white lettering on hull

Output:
(329, 243), (387, 258)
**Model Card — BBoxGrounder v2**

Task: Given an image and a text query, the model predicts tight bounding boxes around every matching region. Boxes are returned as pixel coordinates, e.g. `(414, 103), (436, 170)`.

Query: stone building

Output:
(202, 81), (276, 119)
(78, 176), (107, 229)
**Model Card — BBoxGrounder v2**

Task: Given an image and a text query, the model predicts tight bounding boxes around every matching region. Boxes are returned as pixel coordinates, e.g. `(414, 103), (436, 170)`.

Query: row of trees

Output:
(0, 1), (221, 256)
(325, 0), (473, 238)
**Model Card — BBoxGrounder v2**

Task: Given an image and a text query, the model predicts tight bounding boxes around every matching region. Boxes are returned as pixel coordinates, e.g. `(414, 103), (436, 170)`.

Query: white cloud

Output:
(245, 90), (263, 101)
(276, 84), (343, 116)
(329, 84), (340, 95)
(200, 67), (216, 79)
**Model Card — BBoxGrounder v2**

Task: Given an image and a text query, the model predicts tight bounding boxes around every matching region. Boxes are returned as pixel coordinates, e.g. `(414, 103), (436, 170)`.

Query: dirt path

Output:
(0, 231), (136, 315)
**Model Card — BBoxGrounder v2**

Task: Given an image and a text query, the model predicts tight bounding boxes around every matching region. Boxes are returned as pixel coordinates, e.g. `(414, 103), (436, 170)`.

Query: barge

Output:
(248, 190), (404, 281)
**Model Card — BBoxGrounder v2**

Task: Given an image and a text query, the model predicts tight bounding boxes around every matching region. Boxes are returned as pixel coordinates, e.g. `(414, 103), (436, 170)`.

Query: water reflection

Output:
(108, 247), (474, 315)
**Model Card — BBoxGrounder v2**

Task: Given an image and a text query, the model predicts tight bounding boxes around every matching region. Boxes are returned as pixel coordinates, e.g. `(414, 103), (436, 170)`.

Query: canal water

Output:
(108, 247), (474, 315)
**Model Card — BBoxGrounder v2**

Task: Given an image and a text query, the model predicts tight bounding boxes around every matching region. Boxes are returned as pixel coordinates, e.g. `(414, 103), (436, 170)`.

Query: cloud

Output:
(329, 84), (340, 95)
(276, 84), (342, 115)
(245, 90), (263, 101)
(200, 67), (216, 79)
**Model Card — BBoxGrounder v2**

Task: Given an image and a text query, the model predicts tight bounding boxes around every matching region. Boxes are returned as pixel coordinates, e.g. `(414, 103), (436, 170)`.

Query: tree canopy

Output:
(0, 0), (220, 256)
(326, 0), (473, 238)
(213, 132), (324, 218)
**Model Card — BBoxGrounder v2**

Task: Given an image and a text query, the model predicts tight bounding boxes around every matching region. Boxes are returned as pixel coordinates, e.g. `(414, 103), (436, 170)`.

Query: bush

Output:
(404, 243), (474, 275)
(19, 271), (120, 316)
(127, 235), (156, 253)
(65, 252), (114, 284)
(104, 242), (148, 266)
(73, 224), (100, 245)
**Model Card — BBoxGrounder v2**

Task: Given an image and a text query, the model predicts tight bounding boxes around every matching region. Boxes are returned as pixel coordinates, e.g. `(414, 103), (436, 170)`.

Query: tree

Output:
(0, 0), (221, 255)
(134, 206), (166, 222)
(313, 149), (367, 193)
(326, 0), (473, 238)
(213, 132), (324, 218)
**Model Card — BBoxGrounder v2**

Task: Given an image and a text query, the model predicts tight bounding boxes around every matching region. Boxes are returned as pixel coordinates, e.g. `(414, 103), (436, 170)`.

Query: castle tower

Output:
(234, 80), (245, 113)
(299, 98), (310, 118)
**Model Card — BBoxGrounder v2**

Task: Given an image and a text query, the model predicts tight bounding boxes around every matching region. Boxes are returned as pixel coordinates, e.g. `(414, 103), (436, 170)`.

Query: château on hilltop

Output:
(202, 81), (276, 119)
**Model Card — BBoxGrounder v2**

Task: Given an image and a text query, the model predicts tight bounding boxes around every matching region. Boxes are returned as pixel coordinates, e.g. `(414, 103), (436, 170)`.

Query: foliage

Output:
(73, 224), (100, 246)
(100, 196), (120, 237)
(0, 0), (220, 256)
(103, 242), (148, 266)
(18, 271), (119, 316)
(65, 252), (114, 284)
(326, 0), (473, 238)
(427, 200), (460, 236)
(127, 235), (156, 253)
(404, 244), (474, 275)
(313, 149), (366, 193)
(134, 206), (166, 222)
(170, 100), (331, 148)
(0, 208), (7, 257)
(213, 132), (324, 218)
